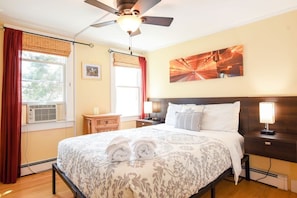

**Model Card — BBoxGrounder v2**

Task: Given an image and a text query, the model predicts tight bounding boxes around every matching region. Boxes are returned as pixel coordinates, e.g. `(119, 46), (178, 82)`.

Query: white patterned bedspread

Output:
(57, 124), (244, 198)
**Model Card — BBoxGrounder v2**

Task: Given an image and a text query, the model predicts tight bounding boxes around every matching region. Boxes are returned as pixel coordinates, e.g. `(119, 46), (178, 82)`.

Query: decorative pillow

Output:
(165, 103), (183, 126)
(200, 101), (240, 132)
(175, 111), (203, 131)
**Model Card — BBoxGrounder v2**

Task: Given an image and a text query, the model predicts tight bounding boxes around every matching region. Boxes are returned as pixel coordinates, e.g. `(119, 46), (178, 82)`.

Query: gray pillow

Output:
(174, 112), (202, 131)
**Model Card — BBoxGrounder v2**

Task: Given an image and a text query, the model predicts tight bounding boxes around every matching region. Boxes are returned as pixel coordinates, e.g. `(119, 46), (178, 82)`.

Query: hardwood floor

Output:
(1, 170), (297, 198)
(0, 170), (73, 198)
(200, 178), (297, 198)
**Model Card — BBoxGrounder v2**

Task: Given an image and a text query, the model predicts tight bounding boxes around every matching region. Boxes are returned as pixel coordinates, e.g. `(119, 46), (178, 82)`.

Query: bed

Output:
(53, 98), (251, 198)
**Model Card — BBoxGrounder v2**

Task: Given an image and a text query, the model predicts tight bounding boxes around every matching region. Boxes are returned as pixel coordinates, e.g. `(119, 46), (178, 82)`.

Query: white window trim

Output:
(21, 121), (74, 133)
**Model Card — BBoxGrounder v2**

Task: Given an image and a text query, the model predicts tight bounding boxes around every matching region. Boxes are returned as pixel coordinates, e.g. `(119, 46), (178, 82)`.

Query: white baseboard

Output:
(21, 158), (56, 176)
(241, 168), (288, 190)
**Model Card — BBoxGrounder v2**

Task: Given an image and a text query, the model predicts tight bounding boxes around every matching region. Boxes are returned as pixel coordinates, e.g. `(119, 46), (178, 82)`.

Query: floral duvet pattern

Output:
(57, 125), (243, 198)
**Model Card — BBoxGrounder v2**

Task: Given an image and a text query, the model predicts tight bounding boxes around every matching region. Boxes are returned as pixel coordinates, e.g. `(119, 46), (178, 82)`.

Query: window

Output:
(21, 50), (74, 129)
(114, 66), (141, 117)
(22, 51), (66, 103)
(20, 33), (74, 131)
(111, 52), (146, 121)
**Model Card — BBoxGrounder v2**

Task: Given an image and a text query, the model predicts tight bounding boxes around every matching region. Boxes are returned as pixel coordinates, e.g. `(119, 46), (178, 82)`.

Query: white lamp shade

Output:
(117, 15), (141, 33)
(144, 101), (153, 114)
(259, 102), (275, 124)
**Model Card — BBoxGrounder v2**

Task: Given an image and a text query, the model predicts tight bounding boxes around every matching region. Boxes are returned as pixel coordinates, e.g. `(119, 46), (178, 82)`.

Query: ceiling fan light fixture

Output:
(117, 15), (141, 33)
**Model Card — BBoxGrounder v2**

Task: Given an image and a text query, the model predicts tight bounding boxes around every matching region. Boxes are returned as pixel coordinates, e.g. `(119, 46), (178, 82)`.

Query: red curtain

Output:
(0, 28), (23, 183)
(139, 57), (147, 119)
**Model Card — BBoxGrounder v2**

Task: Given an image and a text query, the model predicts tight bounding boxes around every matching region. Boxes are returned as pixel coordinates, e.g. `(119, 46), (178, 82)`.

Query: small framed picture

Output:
(82, 63), (101, 80)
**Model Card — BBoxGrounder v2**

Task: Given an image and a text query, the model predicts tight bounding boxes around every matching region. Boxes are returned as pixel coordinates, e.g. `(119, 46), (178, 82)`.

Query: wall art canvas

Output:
(169, 45), (243, 83)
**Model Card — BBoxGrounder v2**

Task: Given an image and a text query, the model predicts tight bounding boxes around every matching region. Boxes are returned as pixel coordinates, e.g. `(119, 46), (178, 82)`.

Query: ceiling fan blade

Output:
(132, 0), (161, 14)
(130, 28), (141, 37)
(141, 16), (174, 26)
(85, 0), (118, 15)
(91, 20), (117, 28)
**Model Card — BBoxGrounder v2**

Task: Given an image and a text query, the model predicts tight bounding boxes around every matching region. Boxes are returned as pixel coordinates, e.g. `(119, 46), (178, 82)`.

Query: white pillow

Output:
(175, 112), (203, 131)
(165, 103), (183, 126)
(200, 101), (240, 132)
(181, 104), (204, 112)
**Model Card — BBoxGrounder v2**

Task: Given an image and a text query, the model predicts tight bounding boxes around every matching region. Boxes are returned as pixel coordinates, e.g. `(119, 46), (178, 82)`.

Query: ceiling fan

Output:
(85, 0), (174, 36)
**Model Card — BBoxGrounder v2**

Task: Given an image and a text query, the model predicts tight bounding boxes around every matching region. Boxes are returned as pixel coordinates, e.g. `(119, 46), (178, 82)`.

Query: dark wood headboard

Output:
(149, 96), (297, 135)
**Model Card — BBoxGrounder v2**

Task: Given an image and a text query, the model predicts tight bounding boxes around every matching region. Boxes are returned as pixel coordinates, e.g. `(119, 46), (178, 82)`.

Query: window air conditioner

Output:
(27, 104), (57, 123)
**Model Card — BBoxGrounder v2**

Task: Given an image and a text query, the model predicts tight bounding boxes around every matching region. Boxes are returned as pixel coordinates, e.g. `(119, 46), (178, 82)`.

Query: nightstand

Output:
(136, 119), (162, 128)
(244, 131), (297, 162)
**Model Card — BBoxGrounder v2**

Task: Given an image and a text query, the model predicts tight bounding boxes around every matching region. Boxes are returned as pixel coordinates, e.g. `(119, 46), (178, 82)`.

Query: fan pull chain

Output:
(129, 35), (133, 55)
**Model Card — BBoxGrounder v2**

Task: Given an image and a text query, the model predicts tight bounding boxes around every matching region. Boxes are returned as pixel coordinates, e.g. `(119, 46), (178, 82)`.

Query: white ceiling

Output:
(1, 0), (297, 52)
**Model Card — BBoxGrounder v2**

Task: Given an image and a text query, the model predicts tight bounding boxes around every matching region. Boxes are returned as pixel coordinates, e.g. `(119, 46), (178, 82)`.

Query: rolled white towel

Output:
(106, 136), (131, 162)
(133, 138), (157, 160)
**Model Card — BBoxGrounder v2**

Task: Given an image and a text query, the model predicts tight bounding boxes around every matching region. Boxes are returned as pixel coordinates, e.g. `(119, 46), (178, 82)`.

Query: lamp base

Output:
(261, 129), (275, 135)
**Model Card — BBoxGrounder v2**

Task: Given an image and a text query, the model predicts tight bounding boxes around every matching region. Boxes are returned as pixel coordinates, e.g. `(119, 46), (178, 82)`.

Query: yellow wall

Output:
(146, 10), (297, 189)
(21, 127), (73, 164)
(147, 10), (297, 98)
(74, 44), (111, 136)
(74, 44), (136, 135)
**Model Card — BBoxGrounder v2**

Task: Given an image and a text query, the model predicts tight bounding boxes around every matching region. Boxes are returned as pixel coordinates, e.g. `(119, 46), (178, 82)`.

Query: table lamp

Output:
(144, 101), (152, 120)
(152, 101), (161, 121)
(259, 102), (275, 135)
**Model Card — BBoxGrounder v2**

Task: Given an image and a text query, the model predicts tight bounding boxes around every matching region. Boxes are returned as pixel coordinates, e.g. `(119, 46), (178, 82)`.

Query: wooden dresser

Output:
(83, 114), (120, 134)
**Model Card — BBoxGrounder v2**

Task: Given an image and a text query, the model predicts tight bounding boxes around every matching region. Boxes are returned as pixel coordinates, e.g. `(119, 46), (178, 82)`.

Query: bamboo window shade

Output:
(22, 33), (71, 57)
(113, 52), (140, 67)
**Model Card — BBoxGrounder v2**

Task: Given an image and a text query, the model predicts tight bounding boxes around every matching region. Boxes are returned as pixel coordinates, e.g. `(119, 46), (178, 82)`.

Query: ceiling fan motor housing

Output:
(116, 0), (138, 14)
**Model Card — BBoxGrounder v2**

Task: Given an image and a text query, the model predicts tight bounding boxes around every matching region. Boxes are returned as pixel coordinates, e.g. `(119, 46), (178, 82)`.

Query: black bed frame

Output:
(52, 163), (86, 198)
(190, 155), (249, 198)
(53, 96), (297, 198)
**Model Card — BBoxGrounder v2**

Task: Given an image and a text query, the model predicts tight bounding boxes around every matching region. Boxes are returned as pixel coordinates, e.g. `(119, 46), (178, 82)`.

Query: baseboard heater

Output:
(21, 158), (56, 176)
(241, 167), (288, 190)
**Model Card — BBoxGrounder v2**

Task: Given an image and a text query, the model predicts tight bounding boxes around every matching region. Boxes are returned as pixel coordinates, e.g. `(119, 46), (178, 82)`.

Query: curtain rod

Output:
(1, 26), (94, 48)
(108, 49), (142, 57)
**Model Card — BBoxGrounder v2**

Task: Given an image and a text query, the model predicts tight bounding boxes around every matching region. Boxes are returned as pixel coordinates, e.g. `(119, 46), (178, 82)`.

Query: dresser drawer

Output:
(245, 136), (297, 162)
(83, 114), (120, 134)
(96, 118), (118, 126)
(136, 120), (152, 128)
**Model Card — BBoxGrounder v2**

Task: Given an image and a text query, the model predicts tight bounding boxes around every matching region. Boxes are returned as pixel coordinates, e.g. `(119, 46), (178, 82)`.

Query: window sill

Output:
(21, 120), (75, 133)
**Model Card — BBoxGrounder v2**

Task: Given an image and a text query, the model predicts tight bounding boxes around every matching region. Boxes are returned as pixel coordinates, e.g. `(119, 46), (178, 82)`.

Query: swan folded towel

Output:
(106, 136), (131, 162)
(133, 138), (157, 160)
